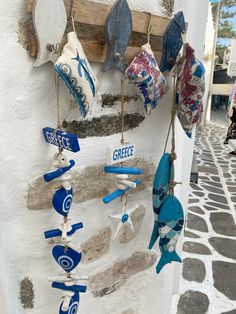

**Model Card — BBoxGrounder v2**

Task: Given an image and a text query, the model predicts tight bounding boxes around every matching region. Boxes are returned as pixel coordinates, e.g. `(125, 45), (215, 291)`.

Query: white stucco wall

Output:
(0, 1), (209, 313)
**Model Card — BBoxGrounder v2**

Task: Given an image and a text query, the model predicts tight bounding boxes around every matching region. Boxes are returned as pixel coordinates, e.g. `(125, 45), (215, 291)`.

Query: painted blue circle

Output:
(121, 214), (129, 223)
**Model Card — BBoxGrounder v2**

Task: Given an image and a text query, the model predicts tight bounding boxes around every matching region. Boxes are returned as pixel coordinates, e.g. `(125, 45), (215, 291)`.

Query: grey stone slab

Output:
(231, 197), (236, 202)
(202, 185), (224, 195)
(229, 186), (236, 192)
(90, 251), (157, 297)
(221, 310), (236, 314)
(213, 261), (236, 300)
(183, 242), (211, 255)
(177, 290), (209, 314)
(184, 230), (200, 239)
(209, 237), (236, 260)
(187, 213), (208, 232)
(81, 228), (112, 263)
(206, 202), (229, 210)
(198, 166), (218, 175)
(210, 213), (236, 237)
(224, 173), (232, 179)
(208, 193), (228, 205)
(189, 199), (199, 204)
(190, 183), (203, 191)
(203, 205), (219, 211)
(211, 176), (221, 182)
(192, 191), (205, 197)
(182, 258), (206, 283)
(226, 182), (236, 186)
(188, 206), (204, 215)
(202, 181), (223, 188)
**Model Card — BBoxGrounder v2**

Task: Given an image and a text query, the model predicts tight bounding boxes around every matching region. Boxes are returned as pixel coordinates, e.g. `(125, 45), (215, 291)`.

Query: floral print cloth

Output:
(125, 43), (167, 114)
(176, 44), (205, 138)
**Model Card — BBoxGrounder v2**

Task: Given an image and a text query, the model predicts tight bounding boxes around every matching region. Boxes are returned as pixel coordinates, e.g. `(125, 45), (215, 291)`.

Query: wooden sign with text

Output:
(42, 127), (80, 152)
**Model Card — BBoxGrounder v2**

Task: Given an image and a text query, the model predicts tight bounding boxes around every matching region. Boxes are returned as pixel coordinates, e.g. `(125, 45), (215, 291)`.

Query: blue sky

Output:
(217, 5), (236, 46)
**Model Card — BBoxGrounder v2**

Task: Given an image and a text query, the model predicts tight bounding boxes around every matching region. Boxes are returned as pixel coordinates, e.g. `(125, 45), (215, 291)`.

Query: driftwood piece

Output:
(25, 0), (170, 64)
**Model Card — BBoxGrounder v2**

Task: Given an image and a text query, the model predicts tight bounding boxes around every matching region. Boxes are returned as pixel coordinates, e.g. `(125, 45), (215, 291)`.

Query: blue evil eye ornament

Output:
(52, 188), (73, 216)
(59, 293), (79, 314)
(52, 245), (82, 273)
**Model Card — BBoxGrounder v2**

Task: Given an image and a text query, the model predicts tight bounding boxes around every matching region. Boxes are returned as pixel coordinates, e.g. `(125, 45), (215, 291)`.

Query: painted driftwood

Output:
(102, 0), (132, 73)
(33, 0), (67, 67)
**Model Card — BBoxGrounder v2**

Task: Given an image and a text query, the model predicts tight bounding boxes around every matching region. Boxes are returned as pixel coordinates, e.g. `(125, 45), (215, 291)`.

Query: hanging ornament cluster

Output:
(102, 79), (144, 240)
(148, 73), (184, 274)
(42, 73), (88, 313)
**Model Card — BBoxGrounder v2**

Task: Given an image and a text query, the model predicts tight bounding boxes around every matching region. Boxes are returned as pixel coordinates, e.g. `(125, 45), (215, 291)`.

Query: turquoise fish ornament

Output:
(149, 153), (173, 250)
(156, 194), (184, 273)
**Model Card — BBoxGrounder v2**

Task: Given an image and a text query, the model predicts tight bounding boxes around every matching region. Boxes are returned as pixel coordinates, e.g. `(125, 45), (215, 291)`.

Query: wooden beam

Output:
(26, 0), (169, 64)
(27, 0), (170, 36)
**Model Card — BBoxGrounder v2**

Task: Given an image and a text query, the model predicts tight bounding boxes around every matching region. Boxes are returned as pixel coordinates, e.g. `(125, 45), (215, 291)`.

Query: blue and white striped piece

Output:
(156, 195), (184, 274)
(149, 153), (173, 250)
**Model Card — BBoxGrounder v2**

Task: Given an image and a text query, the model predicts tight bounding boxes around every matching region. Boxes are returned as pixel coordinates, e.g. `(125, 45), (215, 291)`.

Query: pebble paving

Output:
(177, 123), (236, 314)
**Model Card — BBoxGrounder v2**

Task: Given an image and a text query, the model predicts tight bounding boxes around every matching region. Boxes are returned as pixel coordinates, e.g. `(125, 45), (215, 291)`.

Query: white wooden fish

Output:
(33, 0), (67, 67)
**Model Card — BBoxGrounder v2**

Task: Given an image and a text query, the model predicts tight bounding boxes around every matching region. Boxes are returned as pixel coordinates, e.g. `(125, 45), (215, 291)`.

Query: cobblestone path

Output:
(177, 124), (236, 314)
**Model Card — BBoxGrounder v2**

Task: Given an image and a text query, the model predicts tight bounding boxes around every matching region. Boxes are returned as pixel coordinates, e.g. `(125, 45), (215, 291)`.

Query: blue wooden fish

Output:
(156, 194), (184, 273)
(149, 153), (174, 250)
(160, 11), (185, 72)
(102, 0), (132, 73)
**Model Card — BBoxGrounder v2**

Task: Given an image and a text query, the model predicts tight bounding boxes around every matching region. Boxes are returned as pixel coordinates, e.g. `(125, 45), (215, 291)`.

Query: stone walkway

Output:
(177, 123), (236, 314)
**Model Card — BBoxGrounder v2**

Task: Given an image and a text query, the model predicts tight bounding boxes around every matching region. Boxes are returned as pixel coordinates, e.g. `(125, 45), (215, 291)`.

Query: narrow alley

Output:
(177, 117), (236, 314)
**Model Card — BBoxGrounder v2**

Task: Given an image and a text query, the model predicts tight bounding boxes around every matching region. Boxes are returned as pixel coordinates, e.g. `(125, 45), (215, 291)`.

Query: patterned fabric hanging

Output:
(176, 44), (205, 138)
(125, 43), (167, 114)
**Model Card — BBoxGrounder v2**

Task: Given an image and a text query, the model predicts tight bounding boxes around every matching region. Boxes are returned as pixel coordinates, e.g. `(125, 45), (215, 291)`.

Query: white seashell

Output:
(115, 183), (126, 190)
(118, 180), (137, 189)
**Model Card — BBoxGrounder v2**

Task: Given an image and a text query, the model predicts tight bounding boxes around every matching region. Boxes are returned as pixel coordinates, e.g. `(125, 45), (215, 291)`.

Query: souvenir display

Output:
(126, 43), (167, 114)
(43, 141), (87, 313)
(54, 31), (98, 117)
(160, 11), (186, 72)
(102, 0), (132, 73)
(149, 71), (185, 274)
(102, 79), (144, 240)
(176, 43), (205, 137)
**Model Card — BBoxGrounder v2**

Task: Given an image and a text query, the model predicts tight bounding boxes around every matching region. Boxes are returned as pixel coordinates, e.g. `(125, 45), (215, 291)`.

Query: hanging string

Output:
(146, 13), (152, 45)
(120, 79), (125, 145)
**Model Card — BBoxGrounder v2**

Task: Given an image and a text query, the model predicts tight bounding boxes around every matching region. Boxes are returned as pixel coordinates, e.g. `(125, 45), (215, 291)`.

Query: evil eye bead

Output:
(52, 188), (73, 216)
(121, 213), (129, 223)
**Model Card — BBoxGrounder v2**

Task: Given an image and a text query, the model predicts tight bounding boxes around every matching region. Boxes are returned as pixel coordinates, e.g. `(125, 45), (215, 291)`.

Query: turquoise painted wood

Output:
(149, 153), (173, 250)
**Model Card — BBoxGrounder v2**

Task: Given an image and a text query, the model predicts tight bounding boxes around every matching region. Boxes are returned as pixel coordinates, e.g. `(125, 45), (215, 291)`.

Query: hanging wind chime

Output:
(42, 67), (88, 313)
(103, 79), (144, 240)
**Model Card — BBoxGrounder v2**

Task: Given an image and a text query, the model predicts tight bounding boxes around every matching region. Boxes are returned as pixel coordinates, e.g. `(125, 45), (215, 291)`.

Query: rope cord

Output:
(120, 79), (125, 145)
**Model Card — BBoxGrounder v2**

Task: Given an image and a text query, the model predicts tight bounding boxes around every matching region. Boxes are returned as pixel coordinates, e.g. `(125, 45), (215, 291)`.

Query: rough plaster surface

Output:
(0, 0), (209, 313)
(26, 158), (155, 210)
(81, 227), (112, 263)
(119, 205), (146, 243)
(89, 251), (157, 297)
